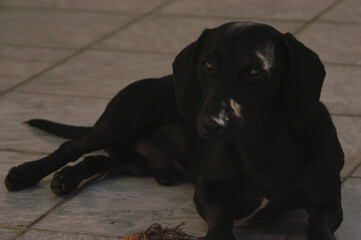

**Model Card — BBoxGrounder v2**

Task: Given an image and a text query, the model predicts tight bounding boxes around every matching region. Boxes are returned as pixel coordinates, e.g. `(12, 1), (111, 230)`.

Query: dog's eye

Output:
(248, 68), (264, 76)
(203, 61), (215, 72)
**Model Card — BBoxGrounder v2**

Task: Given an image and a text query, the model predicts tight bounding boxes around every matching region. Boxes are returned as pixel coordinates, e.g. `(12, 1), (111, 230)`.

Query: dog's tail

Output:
(26, 119), (92, 139)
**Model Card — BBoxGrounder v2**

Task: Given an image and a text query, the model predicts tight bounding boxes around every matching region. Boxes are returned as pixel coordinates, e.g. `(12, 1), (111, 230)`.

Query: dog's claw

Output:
(5, 164), (42, 191)
(51, 167), (82, 196)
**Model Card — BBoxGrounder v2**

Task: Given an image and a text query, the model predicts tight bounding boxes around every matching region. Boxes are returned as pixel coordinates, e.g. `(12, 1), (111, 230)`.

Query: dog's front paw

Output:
(5, 163), (43, 191)
(51, 167), (82, 196)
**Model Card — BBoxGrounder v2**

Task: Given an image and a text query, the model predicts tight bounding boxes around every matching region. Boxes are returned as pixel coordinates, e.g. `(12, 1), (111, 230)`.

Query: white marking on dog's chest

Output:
(234, 198), (270, 227)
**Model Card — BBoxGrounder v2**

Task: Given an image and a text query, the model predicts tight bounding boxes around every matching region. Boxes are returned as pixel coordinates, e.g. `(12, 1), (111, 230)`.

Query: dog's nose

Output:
(202, 117), (228, 135)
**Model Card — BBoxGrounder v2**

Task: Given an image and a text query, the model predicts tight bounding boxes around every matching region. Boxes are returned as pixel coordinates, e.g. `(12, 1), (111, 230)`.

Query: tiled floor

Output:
(0, 0), (360, 239)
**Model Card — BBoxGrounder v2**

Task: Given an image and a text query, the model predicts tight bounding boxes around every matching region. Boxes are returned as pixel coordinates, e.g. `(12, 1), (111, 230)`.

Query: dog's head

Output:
(173, 22), (325, 140)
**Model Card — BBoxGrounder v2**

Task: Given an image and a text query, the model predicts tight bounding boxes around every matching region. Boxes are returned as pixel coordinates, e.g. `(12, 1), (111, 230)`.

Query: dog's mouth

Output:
(197, 97), (245, 141)
(197, 115), (244, 141)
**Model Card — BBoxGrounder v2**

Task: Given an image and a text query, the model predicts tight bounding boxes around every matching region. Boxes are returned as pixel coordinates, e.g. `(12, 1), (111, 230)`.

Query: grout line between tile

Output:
(25, 226), (125, 239)
(15, 90), (112, 100)
(342, 161), (361, 184)
(153, 12), (359, 26)
(317, 19), (360, 25)
(0, 225), (27, 239)
(3, 3), (358, 25)
(0, 42), (177, 56)
(8, 173), (105, 240)
(90, 47), (177, 56)
(293, 0), (344, 35)
(324, 62), (361, 68)
(0, 0), (175, 98)
(0, 225), (25, 230)
(1, 3), (166, 16)
(7, 230), (27, 240)
(0, 148), (50, 156)
(349, 176), (361, 179)
(330, 113), (361, 118)
(0, 42), (78, 51)
(154, 12), (307, 23)
(0, 51), (91, 97)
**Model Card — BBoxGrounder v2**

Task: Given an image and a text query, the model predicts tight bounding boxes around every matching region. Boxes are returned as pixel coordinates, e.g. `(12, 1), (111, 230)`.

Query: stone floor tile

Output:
(2, 0), (168, 13)
(95, 15), (232, 54)
(332, 116), (361, 178)
(19, 230), (121, 240)
(335, 178), (361, 240)
(0, 227), (21, 239)
(321, 0), (361, 23)
(343, 153), (361, 178)
(351, 165), (361, 177)
(0, 151), (60, 227)
(0, 6), (135, 48)
(0, 92), (108, 153)
(159, 0), (334, 20)
(34, 176), (207, 237)
(32, 174), (309, 239)
(0, 1), (359, 240)
(321, 65), (361, 116)
(0, 45), (72, 91)
(17, 50), (173, 98)
(94, 15), (303, 54)
(296, 23), (361, 65)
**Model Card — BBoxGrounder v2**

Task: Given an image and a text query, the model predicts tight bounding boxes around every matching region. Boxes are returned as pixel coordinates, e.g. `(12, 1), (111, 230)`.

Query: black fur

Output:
(5, 22), (343, 240)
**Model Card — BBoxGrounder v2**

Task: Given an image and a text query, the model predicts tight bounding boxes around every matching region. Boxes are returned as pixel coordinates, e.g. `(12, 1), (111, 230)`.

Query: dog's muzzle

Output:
(198, 101), (244, 140)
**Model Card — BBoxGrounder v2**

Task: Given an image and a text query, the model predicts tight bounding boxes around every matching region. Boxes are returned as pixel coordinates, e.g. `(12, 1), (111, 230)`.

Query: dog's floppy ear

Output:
(172, 31), (207, 119)
(283, 33), (325, 126)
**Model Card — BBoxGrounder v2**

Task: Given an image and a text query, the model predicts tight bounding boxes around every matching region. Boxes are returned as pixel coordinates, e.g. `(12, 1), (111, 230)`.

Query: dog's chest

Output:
(234, 197), (270, 227)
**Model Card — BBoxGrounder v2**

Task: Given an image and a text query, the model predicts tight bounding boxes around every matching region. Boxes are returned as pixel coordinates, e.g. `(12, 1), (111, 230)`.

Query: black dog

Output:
(5, 22), (343, 240)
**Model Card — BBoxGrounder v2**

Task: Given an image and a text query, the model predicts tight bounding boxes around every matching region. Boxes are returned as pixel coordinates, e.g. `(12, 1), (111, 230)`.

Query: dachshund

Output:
(5, 22), (344, 240)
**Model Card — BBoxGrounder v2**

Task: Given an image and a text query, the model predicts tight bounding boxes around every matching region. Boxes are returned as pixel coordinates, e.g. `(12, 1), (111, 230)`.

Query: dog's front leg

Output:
(194, 178), (236, 240)
(307, 202), (343, 240)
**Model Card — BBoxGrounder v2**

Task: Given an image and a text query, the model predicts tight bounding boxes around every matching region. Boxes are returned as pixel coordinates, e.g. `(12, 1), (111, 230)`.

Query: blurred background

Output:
(0, 0), (360, 239)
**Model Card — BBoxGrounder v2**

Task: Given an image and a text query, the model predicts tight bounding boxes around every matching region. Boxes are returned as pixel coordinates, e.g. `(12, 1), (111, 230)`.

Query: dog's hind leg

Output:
(50, 155), (113, 196)
(5, 122), (113, 192)
(5, 76), (179, 192)
(50, 147), (150, 195)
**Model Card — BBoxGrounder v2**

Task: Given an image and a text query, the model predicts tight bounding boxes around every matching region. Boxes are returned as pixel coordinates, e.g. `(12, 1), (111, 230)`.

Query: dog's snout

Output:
(199, 108), (230, 139)
(202, 117), (228, 135)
